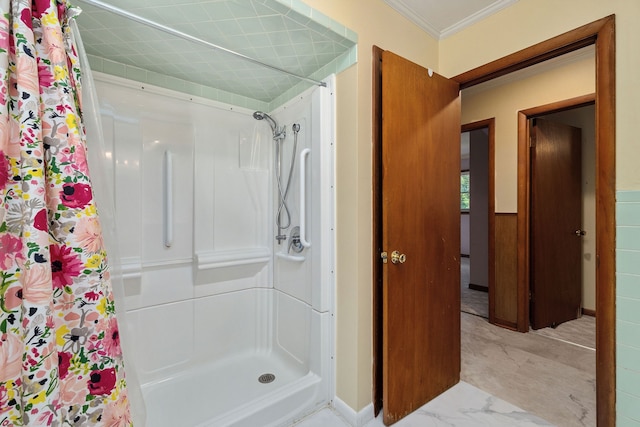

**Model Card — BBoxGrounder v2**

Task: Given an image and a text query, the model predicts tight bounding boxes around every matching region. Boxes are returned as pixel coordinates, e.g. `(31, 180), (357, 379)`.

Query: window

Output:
(461, 171), (470, 211)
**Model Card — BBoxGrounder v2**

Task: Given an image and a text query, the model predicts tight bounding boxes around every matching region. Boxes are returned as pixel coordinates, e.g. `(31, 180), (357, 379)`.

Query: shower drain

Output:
(258, 373), (276, 384)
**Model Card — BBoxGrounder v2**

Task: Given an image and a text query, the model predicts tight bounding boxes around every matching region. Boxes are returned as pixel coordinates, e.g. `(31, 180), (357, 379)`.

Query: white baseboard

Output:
(332, 397), (375, 427)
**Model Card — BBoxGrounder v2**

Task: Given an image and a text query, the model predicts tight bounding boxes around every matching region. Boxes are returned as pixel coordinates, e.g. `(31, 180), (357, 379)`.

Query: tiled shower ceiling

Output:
(75, 0), (357, 104)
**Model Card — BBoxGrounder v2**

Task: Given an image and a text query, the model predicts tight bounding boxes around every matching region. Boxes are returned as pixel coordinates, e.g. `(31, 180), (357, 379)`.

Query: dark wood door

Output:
(381, 50), (461, 425)
(530, 118), (583, 329)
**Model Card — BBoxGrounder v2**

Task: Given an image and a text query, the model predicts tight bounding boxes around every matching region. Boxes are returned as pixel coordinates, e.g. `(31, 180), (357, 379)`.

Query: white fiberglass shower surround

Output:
(95, 71), (335, 426)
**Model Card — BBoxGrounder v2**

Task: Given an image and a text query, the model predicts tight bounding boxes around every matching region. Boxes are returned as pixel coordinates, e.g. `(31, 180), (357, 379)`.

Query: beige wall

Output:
(441, 0), (640, 190)
(303, 0), (640, 414)
(302, 0), (440, 411)
(462, 51), (595, 212)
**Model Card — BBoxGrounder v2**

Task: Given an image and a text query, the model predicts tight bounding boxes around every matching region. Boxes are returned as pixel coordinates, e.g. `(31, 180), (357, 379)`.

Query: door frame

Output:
(517, 93), (596, 332)
(373, 15), (615, 425)
(461, 119), (496, 325)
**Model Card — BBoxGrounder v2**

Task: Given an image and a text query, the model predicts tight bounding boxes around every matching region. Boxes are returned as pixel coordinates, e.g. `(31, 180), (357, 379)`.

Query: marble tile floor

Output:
(462, 313), (595, 427)
(295, 312), (594, 427)
(296, 260), (595, 427)
(531, 314), (595, 350)
(293, 382), (553, 426)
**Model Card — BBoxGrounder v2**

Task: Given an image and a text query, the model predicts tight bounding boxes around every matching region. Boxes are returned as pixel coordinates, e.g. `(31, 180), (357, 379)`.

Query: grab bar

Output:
(299, 148), (311, 248)
(163, 150), (173, 247)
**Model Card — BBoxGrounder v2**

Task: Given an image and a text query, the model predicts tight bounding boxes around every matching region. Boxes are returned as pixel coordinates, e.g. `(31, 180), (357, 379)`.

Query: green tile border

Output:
(278, 0), (358, 43)
(618, 320), (640, 350)
(618, 226), (640, 251)
(619, 191), (640, 203)
(619, 344), (640, 372)
(618, 202), (640, 227)
(616, 415), (640, 427)
(618, 250), (640, 276)
(619, 367), (640, 398)
(618, 273), (640, 300)
(617, 391), (640, 423)
(618, 296), (640, 324)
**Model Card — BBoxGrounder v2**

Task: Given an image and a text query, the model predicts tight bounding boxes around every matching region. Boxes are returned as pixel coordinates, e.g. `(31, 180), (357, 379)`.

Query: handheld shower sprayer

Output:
(253, 111), (285, 140)
(252, 110), (302, 245)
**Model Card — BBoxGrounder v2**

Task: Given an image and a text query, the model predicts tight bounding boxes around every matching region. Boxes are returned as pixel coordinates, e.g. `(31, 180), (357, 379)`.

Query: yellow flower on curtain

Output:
(0, 1), (132, 425)
(85, 253), (102, 268)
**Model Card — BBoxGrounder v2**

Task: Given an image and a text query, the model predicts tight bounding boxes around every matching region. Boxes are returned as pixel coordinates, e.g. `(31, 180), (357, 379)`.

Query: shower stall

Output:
(94, 71), (335, 426)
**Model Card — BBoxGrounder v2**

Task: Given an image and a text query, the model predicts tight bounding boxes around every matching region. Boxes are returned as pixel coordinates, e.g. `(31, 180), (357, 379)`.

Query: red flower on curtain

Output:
(0, 1), (132, 425)
(0, 151), (9, 190)
(88, 368), (117, 396)
(60, 182), (93, 208)
(50, 243), (83, 289)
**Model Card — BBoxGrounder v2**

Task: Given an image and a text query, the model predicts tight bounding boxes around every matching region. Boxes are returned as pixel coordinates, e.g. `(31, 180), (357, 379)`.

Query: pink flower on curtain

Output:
(60, 374), (87, 407)
(74, 216), (104, 252)
(38, 59), (55, 89)
(102, 390), (133, 427)
(0, 119), (21, 158)
(0, 14), (9, 47)
(21, 263), (52, 305)
(42, 24), (66, 64)
(0, 233), (25, 269)
(16, 55), (40, 96)
(50, 243), (83, 289)
(3, 285), (23, 310)
(60, 182), (93, 208)
(0, 333), (22, 382)
(103, 317), (122, 357)
(87, 367), (117, 395)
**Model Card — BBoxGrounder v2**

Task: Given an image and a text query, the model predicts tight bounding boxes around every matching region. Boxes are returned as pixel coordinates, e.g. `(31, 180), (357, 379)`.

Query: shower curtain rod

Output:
(75, 0), (327, 88)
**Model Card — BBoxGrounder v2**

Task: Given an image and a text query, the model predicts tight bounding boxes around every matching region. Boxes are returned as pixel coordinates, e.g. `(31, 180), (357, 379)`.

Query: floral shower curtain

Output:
(0, 0), (132, 425)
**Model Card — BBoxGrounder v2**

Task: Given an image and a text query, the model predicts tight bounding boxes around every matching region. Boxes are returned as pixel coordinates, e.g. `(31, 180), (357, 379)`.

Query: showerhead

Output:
(253, 111), (278, 135)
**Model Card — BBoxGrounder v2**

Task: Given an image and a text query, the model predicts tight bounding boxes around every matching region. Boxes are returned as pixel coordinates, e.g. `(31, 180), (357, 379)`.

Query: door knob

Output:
(575, 230), (586, 236)
(391, 250), (406, 264)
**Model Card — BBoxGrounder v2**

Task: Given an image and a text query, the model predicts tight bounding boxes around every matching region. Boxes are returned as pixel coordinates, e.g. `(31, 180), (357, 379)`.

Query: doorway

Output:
(460, 120), (495, 323)
(372, 15), (615, 426)
(519, 97), (597, 330)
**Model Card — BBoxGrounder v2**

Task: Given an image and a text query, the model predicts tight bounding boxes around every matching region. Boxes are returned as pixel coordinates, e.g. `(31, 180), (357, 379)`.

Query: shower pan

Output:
(94, 72), (336, 426)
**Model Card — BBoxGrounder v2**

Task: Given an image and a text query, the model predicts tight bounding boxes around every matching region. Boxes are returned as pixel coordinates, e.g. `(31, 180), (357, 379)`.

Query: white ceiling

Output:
(383, 0), (520, 39)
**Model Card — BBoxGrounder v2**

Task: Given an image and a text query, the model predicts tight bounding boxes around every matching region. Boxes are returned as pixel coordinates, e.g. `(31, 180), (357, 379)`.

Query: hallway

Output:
(460, 258), (596, 426)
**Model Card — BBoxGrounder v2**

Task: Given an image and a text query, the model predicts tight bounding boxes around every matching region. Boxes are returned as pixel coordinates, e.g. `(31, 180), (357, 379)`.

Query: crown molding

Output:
(440, 0), (520, 39)
(382, 0), (440, 39)
(384, 0), (520, 40)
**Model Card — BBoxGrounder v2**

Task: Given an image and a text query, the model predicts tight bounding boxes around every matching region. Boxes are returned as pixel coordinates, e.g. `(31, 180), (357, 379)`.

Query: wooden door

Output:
(530, 118), (582, 329)
(381, 50), (461, 425)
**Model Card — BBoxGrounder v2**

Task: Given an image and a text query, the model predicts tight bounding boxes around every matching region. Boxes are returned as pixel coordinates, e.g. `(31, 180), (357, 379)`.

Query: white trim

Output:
(382, 0), (440, 39)
(440, 0), (519, 39)
(92, 71), (256, 115)
(332, 397), (374, 427)
(383, 0), (519, 40)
